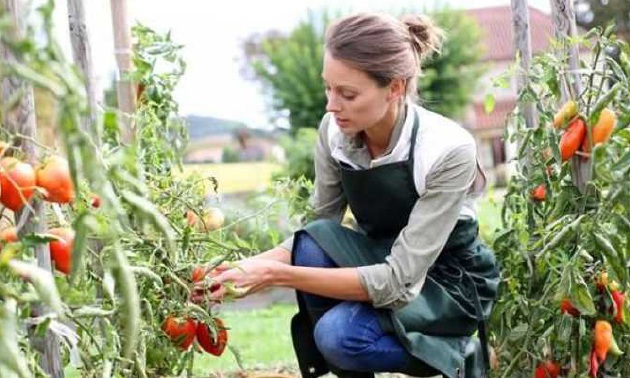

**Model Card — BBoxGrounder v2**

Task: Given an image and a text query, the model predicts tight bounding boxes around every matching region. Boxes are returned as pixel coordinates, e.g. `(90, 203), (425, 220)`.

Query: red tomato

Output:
(162, 316), (196, 350)
(48, 227), (75, 275)
(196, 318), (228, 356)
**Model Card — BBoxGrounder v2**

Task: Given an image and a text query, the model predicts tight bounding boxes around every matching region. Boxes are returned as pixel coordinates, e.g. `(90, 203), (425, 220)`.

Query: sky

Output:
(42, 0), (553, 128)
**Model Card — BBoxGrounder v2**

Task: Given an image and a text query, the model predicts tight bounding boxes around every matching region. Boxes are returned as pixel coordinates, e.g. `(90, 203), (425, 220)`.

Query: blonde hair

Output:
(325, 13), (443, 100)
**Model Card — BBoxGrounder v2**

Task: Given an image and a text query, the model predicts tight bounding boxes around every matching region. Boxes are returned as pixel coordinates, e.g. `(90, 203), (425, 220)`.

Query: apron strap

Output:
(406, 108), (420, 169)
(463, 271), (490, 377)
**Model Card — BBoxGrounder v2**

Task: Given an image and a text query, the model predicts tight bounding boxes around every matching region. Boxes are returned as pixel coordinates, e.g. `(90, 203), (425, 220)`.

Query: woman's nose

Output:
(326, 93), (341, 113)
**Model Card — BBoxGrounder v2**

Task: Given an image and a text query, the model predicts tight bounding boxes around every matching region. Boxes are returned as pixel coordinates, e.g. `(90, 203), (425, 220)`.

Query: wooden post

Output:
(67, 0), (100, 144)
(549, 0), (583, 100)
(511, 0), (536, 130)
(549, 0), (589, 191)
(0, 1), (63, 377)
(110, 0), (136, 143)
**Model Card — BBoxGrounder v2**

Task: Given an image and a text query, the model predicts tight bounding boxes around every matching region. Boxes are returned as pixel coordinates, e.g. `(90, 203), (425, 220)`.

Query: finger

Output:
(209, 285), (227, 301)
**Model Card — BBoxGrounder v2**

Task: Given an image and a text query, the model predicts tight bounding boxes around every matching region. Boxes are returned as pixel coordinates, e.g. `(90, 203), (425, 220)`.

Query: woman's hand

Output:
(191, 259), (283, 303)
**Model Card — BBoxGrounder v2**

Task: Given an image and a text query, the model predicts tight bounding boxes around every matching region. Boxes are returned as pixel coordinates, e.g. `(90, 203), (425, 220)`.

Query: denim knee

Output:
(293, 232), (337, 269)
(313, 302), (409, 373)
(313, 302), (376, 371)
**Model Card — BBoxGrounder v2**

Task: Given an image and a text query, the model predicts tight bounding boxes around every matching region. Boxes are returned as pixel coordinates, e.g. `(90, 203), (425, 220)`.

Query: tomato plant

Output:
(491, 25), (630, 377)
(0, 4), (256, 377)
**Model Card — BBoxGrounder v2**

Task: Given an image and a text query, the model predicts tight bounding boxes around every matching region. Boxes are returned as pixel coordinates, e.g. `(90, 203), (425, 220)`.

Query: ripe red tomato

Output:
(560, 298), (580, 317)
(48, 227), (75, 275)
(90, 193), (101, 209)
(531, 184), (546, 202)
(0, 157), (36, 212)
(196, 318), (228, 356)
(559, 118), (586, 161)
(36, 156), (75, 204)
(534, 360), (561, 378)
(162, 316), (196, 350)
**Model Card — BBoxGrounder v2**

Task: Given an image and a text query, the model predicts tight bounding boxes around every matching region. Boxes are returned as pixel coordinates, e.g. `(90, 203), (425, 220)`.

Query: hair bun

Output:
(402, 14), (443, 60)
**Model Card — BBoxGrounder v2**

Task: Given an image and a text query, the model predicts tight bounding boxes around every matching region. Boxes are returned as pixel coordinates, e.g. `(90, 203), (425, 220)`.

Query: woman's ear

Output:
(387, 78), (406, 103)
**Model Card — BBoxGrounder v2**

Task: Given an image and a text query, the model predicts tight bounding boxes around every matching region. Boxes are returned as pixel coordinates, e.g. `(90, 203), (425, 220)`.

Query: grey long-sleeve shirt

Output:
(281, 102), (481, 310)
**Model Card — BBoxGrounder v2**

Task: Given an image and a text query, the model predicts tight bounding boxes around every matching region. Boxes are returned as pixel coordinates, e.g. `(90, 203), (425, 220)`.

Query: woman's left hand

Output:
(207, 258), (283, 300)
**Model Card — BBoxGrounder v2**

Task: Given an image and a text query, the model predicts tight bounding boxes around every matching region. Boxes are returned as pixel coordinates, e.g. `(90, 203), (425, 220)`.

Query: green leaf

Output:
(593, 231), (627, 283)
(70, 212), (98, 284)
(612, 151), (630, 175)
(484, 93), (495, 114)
(120, 189), (176, 259)
(112, 245), (140, 360)
(8, 260), (64, 316)
(570, 275), (596, 316)
(129, 266), (163, 286)
(72, 306), (115, 319)
(0, 299), (30, 378)
(508, 322), (528, 341)
(557, 315), (572, 340)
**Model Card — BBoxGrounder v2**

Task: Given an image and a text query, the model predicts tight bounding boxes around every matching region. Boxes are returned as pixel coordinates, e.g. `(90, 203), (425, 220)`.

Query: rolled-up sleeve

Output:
(356, 143), (477, 309)
(280, 115), (347, 251)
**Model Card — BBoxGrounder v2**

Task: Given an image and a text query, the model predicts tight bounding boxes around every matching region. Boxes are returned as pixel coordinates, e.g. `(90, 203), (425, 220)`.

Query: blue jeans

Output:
(293, 233), (410, 373)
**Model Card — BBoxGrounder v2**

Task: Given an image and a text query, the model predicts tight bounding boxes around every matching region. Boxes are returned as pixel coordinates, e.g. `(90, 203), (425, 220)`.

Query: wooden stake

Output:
(0, 1), (63, 376)
(511, 0), (537, 130)
(109, 0), (136, 143)
(549, 0), (589, 191)
(67, 0), (100, 144)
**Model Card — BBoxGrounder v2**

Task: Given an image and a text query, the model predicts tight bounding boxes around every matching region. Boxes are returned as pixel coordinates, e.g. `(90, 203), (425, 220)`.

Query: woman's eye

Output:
(341, 93), (356, 100)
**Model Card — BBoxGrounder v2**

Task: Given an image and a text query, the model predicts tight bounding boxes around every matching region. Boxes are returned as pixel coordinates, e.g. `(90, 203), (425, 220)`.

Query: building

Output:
(464, 6), (556, 186)
(184, 115), (285, 163)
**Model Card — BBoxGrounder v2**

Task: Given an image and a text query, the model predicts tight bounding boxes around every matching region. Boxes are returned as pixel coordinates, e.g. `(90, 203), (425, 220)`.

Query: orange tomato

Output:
(0, 226), (18, 251)
(581, 108), (616, 153)
(593, 320), (623, 362)
(36, 156), (75, 204)
(553, 100), (578, 129)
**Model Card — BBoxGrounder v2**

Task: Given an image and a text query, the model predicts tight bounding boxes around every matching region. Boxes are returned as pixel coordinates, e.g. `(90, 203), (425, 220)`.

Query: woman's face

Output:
(322, 51), (403, 135)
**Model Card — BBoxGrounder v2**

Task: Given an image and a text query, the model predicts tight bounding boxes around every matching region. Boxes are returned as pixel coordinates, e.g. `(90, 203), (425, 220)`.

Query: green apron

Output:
(290, 110), (499, 378)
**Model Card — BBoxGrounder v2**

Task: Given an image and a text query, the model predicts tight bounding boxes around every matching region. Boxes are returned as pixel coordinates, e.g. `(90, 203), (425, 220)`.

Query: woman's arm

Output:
(249, 246), (291, 264)
(275, 265), (369, 301)
(211, 259), (369, 301)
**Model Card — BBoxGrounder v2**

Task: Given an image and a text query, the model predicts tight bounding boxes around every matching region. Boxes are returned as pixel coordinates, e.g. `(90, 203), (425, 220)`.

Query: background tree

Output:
(243, 8), (485, 134)
(575, 0), (630, 41)
(242, 8), (485, 181)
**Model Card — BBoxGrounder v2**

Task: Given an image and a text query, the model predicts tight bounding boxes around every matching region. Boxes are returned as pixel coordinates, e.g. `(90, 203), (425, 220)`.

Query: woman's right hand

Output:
(190, 261), (247, 304)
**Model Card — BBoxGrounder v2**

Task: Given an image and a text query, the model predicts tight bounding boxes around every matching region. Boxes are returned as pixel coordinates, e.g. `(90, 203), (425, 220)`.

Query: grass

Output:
(64, 304), (299, 378)
(194, 304), (298, 375)
(476, 187), (505, 245)
(180, 162), (281, 194)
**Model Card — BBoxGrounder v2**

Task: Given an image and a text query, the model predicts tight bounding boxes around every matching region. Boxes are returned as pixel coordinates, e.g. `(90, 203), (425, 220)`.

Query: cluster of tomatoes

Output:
(162, 265), (229, 356)
(537, 272), (626, 378)
(530, 101), (616, 202)
(0, 142), (97, 274)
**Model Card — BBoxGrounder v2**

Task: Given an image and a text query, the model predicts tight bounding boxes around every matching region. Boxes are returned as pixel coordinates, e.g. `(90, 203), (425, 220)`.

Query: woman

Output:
(196, 12), (499, 378)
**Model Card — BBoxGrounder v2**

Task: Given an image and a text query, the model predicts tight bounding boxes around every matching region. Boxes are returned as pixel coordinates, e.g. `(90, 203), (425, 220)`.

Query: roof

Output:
(465, 6), (555, 62)
(472, 99), (516, 129)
